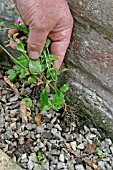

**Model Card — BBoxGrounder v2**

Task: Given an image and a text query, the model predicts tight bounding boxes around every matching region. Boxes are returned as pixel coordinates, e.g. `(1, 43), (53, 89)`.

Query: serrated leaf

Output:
(0, 22), (4, 27)
(22, 97), (33, 108)
(60, 84), (70, 93)
(7, 69), (17, 80)
(29, 59), (42, 75)
(28, 76), (37, 83)
(41, 88), (52, 110)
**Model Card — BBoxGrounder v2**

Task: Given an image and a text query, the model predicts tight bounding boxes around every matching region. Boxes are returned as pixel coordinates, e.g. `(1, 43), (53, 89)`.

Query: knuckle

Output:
(28, 41), (44, 51)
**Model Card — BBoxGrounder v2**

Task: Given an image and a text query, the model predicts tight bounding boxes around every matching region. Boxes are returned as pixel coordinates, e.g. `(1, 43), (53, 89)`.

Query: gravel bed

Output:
(0, 77), (113, 170)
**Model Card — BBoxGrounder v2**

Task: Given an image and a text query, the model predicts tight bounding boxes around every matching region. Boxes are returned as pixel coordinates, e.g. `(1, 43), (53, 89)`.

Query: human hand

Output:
(9, 0), (73, 69)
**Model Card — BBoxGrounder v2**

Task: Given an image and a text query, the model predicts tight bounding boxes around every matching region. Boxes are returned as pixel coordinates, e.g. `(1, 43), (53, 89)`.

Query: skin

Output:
(9, 0), (73, 69)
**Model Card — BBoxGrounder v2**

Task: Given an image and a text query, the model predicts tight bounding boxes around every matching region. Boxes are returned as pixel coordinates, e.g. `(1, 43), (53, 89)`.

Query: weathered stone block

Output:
(65, 0), (113, 138)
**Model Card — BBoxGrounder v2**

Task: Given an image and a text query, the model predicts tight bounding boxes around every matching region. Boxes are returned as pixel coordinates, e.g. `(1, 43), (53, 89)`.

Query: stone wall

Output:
(1, 0), (113, 139)
(66, 0), (113, 139)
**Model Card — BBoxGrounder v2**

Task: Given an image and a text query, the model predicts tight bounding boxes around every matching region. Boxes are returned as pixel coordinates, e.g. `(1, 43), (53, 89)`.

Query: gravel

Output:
(0, 78), (113, 170)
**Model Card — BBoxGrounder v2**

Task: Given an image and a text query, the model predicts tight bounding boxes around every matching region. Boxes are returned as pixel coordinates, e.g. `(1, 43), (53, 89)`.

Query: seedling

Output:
(97, 149), (105, 158)
(37, 151), (46, 161)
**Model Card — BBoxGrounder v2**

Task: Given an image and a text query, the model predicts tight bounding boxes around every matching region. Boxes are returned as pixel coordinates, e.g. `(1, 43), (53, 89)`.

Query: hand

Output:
(9, 0), (73, 69)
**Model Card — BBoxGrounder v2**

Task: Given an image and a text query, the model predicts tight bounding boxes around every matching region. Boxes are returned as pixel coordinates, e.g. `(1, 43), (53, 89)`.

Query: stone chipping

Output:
(0, 77), (113, 170)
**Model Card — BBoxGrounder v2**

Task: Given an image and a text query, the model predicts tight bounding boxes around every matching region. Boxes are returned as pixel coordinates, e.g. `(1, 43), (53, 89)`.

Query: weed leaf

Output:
(29, 59), (42, 75)
(45, 38), (51, 48)
(14, 65), (21, 71)
(60, 84), (70, 93)
(48, 54), (58, 61)
(7, 69), (17, 80)
(41, 88), (52, 110)
(22, 97), (33, 108)
(16, 41), (26, 53)
(0, 22), (4, 27)
(10, 24), (29, 36)
(28, 76), (37, 83)
(16, 55), (29, 67)
(19, 68), (28, 78)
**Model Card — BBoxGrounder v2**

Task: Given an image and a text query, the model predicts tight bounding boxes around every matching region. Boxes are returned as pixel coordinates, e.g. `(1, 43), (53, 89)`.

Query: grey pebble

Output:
(21, 153), (27, 160)
(29, 153), (37, 162)
(9, 94), (19, 102)
(110, 146), (113, 155)
(70, 141), (77, 151)
(57, 162), (66, 169)
(77, 143), (85, 150)
(98, 161), (106, 170)
(33, 163), (42, 170)
(59, 153), (65, 162)
(75, 164), (85, 170)
(28, 160), (34, 170)
(10, 109), (18, 117)
(0, 115), (5, 124)
(43, 161), (49, 170)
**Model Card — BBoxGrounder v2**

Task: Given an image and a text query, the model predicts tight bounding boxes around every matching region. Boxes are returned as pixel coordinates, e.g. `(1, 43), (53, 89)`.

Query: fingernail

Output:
(29, 51), (40, 59)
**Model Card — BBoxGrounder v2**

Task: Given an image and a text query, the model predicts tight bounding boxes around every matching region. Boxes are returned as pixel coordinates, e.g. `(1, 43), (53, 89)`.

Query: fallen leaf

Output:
(26, 105), (31, 118)
(82, 158), (101, 170)
(65, 143), (101, 170)
(84, 141), (96, 154)
(26, 138), (33, 145)
(4, 76), (19, 93)
(19, 101), (28, 123)
(35, 114), (43, 126)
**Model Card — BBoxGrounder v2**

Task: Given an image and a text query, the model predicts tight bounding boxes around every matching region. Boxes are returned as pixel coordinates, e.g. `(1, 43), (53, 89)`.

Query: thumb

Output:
(27, 27), (48, 59)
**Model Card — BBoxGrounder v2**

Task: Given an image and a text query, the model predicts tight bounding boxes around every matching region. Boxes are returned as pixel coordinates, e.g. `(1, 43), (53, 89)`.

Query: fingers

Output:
(49, 28), (73, 69)
(27, 26), (48, 59)
(8, 28), (19, 37)
(10, 38), (20, 49)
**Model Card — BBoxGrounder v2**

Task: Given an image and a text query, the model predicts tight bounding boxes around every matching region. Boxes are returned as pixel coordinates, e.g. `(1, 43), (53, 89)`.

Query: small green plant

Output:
(22, 97), (33, 108)
(1, 23), (70, 112)
(97, 149), (105, 158)
(37, 151), (46, 161)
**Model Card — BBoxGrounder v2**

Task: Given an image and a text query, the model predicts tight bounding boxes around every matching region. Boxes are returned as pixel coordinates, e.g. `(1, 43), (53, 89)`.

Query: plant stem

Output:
(0, 45), (27, 69)
(0, 27), (10, 30)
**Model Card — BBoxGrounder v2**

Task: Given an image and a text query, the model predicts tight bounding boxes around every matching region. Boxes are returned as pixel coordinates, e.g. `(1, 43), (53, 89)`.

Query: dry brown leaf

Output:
(4, 76), (19, 93)
(26, 138), (33, 145)
(82, 158), (101, 170)
(26, 105), (31, 118)
(35, 114), (43, 126)
(19, 101), (28, 123)
(84, 141), (97, 154)
(65, 143), (101, 170)
(65, 143), (80, 158)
